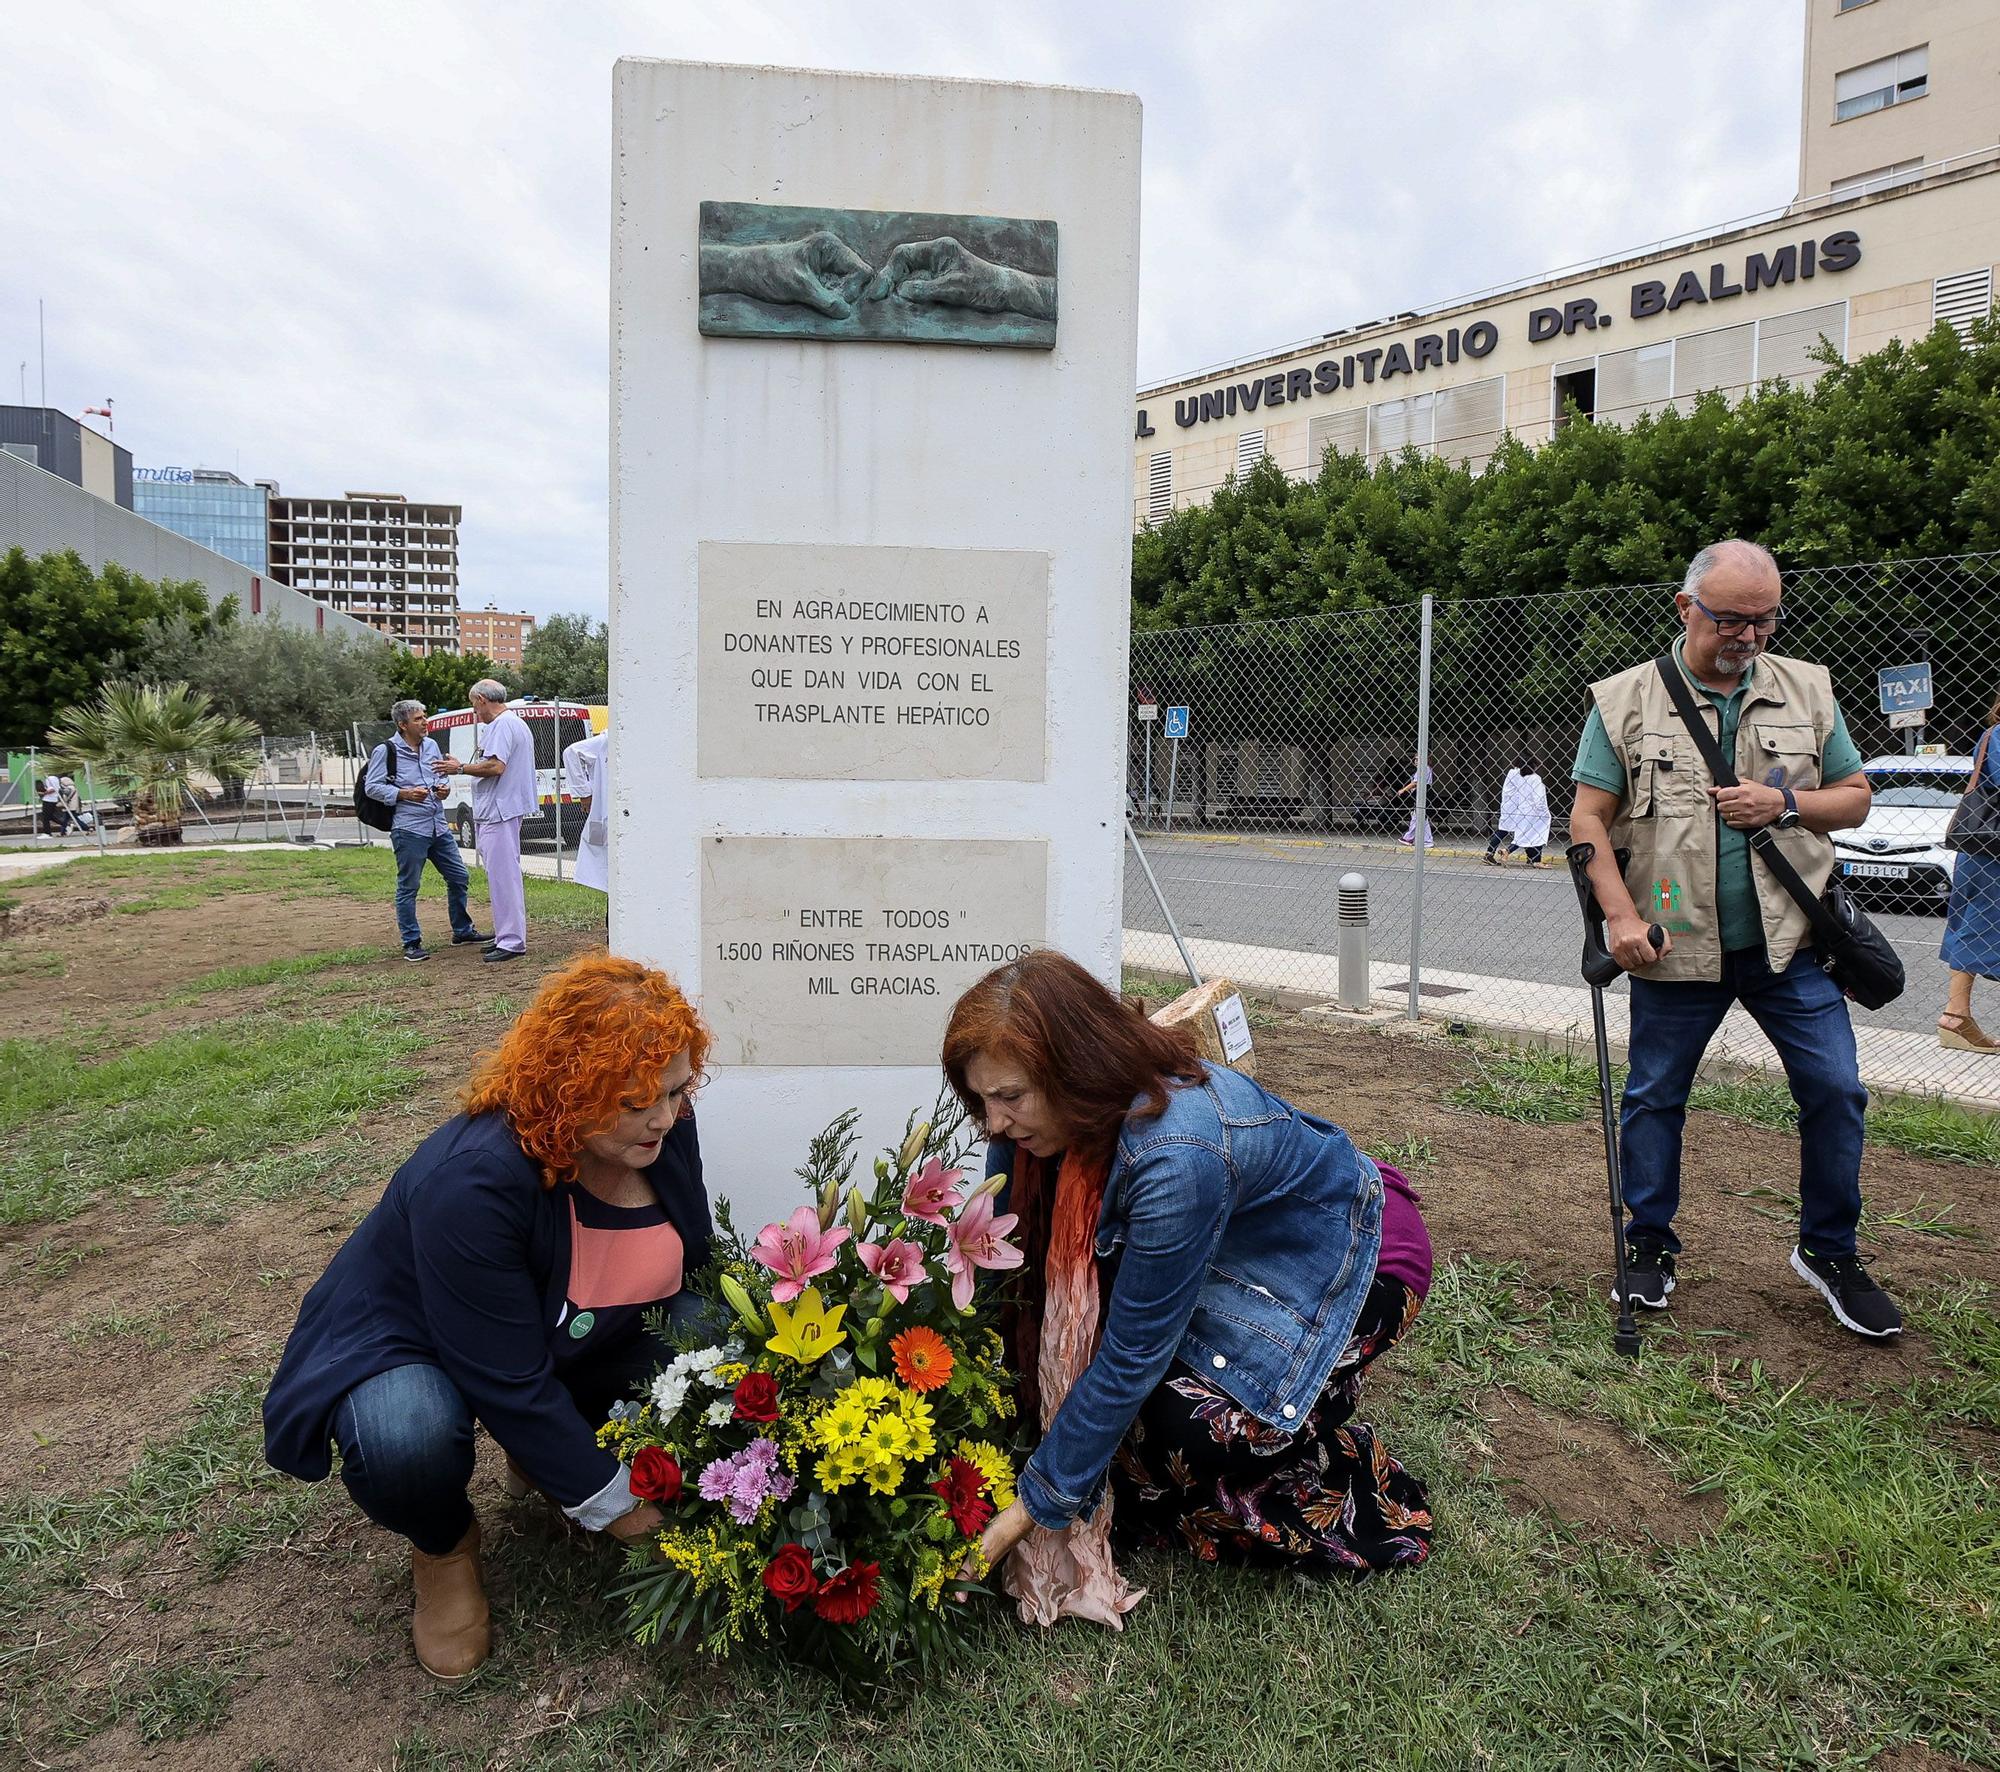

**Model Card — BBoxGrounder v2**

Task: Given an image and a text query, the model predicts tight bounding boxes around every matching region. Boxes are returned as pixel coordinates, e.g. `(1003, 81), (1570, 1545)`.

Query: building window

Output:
(1367, 392), (1435, 462)
(1830, 157), (1924, 194)
(1933, 268), (1994, 340)
(2, 441), (38, 466)
(1234, 429), (1265, 479)
(1551, 359), (1596, 430)
(1307, 408), (1366, 468)
(1595, 342), (1674, 425)
(1834, 46), (1927, 121)
(1836, 0), (1877, 11)
(1755, 300), (1848, 383)
(1146, 451), (1173, 524)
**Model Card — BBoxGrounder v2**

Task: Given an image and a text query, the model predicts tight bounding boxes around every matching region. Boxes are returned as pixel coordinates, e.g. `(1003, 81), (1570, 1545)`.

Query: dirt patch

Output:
(0, 892), (112, 940)
(1255, 1017), (2000, 1405)
(1468, 1388), (1725, 1547)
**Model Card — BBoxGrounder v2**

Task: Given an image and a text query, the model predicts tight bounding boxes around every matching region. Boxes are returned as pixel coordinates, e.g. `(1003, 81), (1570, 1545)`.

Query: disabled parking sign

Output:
(1164, 705), (1190, 740)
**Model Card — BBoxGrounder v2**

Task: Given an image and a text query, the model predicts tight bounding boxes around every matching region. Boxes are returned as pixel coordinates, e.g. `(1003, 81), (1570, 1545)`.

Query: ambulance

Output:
(426, 698), (595, 849)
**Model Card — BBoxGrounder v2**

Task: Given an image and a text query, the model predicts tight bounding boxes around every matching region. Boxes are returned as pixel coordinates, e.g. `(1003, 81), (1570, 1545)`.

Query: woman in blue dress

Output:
(1940, 688), (2000, 1053)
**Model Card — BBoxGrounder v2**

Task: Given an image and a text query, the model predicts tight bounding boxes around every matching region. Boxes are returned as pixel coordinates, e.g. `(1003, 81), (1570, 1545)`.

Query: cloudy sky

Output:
(1, 2), (1801, 621)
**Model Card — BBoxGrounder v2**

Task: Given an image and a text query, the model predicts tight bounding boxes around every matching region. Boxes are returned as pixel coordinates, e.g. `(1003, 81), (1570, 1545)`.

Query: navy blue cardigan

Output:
(262, 1109), (711, 1517)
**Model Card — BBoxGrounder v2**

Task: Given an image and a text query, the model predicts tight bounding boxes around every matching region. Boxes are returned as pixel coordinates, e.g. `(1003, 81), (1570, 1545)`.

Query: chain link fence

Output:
(1124, 551), (2000, 1106)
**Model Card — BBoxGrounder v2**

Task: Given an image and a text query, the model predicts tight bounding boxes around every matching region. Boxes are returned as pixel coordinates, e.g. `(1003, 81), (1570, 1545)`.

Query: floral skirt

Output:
(1109, 1275), (1432, 1578)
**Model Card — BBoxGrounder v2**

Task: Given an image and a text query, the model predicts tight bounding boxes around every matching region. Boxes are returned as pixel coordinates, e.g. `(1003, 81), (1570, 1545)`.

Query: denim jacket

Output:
(995, 1062), (1385, 1530)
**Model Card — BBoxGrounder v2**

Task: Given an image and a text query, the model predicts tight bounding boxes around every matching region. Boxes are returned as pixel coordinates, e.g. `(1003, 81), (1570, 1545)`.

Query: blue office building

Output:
(131, 468), (270, 571)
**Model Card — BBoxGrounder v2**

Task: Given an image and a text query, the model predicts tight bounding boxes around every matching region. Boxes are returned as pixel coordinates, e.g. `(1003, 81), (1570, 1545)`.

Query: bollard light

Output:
(1337, 871), (1370, 1011)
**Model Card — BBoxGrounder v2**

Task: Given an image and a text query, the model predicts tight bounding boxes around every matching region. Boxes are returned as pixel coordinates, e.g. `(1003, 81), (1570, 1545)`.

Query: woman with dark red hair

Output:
(942, 950), (1432, 1623)
(263, 954), (713, 1679)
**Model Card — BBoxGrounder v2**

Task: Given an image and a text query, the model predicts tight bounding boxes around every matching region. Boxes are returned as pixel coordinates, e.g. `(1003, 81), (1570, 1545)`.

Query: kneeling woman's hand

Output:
(961, 1497), (1034, 1585)
(606, 1501), (665, 1545)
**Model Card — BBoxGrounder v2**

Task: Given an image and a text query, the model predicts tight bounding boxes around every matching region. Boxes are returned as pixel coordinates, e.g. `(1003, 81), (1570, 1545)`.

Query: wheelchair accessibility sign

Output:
(1164, 706), (1190, 740)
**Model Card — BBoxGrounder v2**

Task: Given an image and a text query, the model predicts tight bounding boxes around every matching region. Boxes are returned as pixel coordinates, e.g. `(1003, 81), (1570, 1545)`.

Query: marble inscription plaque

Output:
(698, 541), (1048, 782)
(698, 201), (1057, 348)
(700, 836), (1047, 1067)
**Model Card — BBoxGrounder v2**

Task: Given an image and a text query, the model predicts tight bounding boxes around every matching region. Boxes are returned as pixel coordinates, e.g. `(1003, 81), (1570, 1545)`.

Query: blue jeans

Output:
(391, 827), (475, 949)
(1622, 946), (1868, 1259)
(331, 1330), (674, 1554)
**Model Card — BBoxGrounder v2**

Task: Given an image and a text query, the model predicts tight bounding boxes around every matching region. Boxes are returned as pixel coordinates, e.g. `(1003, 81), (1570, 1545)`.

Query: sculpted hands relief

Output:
(698, 204), (1058, 346)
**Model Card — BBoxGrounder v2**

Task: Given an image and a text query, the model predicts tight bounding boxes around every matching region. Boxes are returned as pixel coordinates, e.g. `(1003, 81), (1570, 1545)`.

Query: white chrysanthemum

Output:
(651, 1371), (689, 1418)
(703, 1398), (734, 1426)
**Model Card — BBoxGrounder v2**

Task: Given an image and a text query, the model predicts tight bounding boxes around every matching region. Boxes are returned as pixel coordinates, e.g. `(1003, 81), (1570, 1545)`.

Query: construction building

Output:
(265, 489), (462, 655)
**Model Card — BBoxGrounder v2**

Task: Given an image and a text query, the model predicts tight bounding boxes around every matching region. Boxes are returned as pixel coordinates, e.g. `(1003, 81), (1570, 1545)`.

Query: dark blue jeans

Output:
(331, 1331), (672, 1555)
(1622, 946), (1868, 1259)
(390, 827), (475, 949)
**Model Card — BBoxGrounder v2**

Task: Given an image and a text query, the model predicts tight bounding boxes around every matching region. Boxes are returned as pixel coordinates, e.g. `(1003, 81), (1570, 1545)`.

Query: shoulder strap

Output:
(1651, 655), (1849, 947)
(1652, 653), (1735, 786)
(1973, 725), (1996, 787)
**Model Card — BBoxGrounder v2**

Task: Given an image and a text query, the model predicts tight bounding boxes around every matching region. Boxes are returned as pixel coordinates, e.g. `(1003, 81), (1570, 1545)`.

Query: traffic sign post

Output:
(1878, 661), (1934, 755)
(1136, 701), (1158, 822)
(1163, 706), (1190, 833)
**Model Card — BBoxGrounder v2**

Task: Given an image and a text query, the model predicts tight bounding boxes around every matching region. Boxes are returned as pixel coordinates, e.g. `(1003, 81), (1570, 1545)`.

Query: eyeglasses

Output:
(1690, 594), (1785, 636)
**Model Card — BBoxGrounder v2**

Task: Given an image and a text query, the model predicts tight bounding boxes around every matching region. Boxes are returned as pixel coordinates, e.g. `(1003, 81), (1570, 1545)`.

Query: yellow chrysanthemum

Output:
(862, 1452), (906, 1495)
(817, 1392), (872, 1448)
(863, 1413), (914, 1461)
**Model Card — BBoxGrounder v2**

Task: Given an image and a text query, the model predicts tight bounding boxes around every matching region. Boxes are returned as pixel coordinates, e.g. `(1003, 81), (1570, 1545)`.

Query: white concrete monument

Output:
(610, 59), (1141, 1225)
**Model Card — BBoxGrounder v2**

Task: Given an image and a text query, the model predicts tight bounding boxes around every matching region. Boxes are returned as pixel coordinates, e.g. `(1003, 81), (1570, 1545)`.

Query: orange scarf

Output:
(1001, 1147), (1146, 1629)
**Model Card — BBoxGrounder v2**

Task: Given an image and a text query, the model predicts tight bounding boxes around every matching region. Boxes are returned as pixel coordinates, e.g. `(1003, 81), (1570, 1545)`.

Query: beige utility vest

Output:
(1588, 650), (1842, 982)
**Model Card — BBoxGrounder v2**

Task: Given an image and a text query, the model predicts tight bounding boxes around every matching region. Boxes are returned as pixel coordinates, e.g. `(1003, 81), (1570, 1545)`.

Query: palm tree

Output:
(45, 681), (260, 846)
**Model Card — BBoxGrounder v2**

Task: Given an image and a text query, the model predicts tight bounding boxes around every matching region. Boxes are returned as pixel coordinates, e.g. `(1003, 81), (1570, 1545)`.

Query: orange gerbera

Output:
(890, 1325), (955, 1394)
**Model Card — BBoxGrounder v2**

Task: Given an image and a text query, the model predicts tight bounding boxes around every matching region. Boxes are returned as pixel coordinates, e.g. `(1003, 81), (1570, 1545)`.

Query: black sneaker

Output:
(1791, 1246), (1903, 1338)
(402, 943), (432, 964)
(452, 928), (491, 946)
(1612, 1238), (1676, 1310)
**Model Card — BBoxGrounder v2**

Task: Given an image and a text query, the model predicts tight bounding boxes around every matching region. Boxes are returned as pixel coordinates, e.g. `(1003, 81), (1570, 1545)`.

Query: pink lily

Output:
(855, 1236), (930, 1305)
(901, 1157), (965, 1226)
(749, 1205), (850, 1303)
(942, 1192), (1023, 1310)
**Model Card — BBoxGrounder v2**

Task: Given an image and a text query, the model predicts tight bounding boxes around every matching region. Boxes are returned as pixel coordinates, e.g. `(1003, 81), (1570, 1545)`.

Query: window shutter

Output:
(1672, 322), (1755, 399)
(1432, 375), (1506, 467)
(1147, 451), (1173, 524)
(1368, 393), (1435, 461)
(1933, 268), (1993, 340)
(1235, 429), (1265, 478)
(1307, 408), (1367, 468)
(1595, 343), (1674, 424)
(1756, 301), (1847, 383)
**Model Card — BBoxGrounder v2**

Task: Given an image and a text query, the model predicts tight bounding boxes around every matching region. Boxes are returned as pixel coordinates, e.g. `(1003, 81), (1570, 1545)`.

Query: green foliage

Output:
(1132, 315), (2000, 627)
(387, 647), (522, 712)
(44, 680), (261, 841)
(127, 609), (400, 736)
(0, 547), (211, 745)
(519, 612), (608, 701)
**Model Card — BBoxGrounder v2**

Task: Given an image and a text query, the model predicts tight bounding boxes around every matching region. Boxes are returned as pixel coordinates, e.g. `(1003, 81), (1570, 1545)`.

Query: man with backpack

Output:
(362, 700), (487, 963)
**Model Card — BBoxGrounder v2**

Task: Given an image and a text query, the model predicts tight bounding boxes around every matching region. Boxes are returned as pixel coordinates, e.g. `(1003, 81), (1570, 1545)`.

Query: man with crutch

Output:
(1567, 539), (1902, 1339)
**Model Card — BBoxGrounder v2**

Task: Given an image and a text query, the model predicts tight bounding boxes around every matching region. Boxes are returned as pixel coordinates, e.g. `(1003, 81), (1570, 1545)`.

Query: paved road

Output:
(1124, 831), (1953, 1039)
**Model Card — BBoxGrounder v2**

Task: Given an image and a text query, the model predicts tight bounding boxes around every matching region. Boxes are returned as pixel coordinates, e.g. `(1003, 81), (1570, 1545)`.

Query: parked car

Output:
(1830, 754), (1973, 913)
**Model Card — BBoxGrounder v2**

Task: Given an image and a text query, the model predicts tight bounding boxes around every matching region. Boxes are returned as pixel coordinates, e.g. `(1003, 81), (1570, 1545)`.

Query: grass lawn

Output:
(0, 847), (1995, 1770)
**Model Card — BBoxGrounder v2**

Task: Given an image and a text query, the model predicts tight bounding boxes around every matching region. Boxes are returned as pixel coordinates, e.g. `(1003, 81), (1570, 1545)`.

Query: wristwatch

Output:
(1774, 787), (1802, 831)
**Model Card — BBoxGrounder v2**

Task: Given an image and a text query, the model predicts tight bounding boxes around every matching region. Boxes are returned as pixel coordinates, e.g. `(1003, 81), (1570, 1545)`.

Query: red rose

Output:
(733, 1370), (781, 1423)
(930, 1457), (994, 1538)
(811, 1560), (881, 1625)
(761, 1542), (819, 1613)
(628, 1446), (682, 1503)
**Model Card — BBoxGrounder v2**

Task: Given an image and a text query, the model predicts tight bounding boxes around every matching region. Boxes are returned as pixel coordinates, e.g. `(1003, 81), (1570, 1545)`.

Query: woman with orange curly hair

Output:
(262, 954), (713, 1680)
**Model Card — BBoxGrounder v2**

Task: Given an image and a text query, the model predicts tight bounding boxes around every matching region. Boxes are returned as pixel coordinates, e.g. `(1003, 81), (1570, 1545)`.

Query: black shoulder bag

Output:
(1944, 726), (2000, 859)
(354, 740), (401, 833)
(1652, 654), (1904, 1010)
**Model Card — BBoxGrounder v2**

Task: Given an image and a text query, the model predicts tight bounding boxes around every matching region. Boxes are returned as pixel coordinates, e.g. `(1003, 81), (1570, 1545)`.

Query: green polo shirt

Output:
(1571, 639), (1863, 952)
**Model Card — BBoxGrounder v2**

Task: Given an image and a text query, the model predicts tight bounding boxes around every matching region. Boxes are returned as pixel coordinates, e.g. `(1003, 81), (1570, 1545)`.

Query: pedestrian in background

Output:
(1487, 757), (1552, 866)
(438, 680), (534, 964)
(1569, 539), (1899, 1339)
(364, 700), (486, 963)
(39, 772), (70, 836)
(562, 726), (610, 897)
(1938, 686), (2000, 1053)
(1397, 760), (1433, 849)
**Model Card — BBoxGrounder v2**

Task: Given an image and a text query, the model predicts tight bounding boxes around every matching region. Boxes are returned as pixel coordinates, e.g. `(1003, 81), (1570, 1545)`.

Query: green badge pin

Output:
(568, 1310), (595, 1339)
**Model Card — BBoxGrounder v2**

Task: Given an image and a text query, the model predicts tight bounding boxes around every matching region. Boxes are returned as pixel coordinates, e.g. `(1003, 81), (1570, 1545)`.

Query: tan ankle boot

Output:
(411, 1519), (491, 1680)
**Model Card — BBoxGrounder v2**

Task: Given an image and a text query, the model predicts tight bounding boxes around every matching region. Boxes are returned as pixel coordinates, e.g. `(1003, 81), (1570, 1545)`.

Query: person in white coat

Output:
(562, 729), (610, 895)
(1486, 758), (1553, 867)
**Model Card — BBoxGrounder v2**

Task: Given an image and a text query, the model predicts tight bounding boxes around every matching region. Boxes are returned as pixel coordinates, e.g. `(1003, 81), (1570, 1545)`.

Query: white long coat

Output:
(562, 731), (610, 893)
(1499, 768), (1552, 848)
